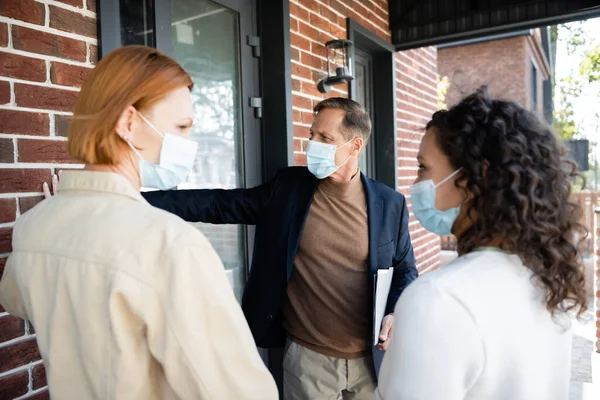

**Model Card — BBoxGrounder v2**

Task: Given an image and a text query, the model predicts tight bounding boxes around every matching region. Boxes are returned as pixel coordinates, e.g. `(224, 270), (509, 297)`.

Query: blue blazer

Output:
(143, 167), (417, 369)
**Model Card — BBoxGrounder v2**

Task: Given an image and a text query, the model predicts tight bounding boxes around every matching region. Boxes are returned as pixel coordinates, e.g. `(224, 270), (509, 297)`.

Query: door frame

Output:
(347, 18), (398, 190)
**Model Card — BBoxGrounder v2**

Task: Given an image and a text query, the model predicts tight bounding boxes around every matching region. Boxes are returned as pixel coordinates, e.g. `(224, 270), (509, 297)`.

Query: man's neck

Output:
(328, 165), (360, 183)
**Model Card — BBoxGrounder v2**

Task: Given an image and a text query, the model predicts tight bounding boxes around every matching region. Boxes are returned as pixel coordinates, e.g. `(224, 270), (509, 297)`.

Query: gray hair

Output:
(314, 97), (372, 143)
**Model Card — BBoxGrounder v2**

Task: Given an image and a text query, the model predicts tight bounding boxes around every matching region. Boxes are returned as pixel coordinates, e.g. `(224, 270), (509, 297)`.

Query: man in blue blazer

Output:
(143, 98), (417, 399)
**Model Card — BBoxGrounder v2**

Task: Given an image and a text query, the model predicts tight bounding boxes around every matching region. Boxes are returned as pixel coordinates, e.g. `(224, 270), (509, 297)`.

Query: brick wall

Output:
(437, 31), (550, 110)
(290, 0), (440, 273)
(0, 0), (96, 398)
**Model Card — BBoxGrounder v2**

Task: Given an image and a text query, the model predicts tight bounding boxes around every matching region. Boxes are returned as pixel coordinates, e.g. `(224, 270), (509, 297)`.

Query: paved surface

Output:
(569, 299), (598, 400)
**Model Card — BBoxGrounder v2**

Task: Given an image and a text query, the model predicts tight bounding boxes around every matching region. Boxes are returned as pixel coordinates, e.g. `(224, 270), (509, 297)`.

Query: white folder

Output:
(373, 268), (394, 346)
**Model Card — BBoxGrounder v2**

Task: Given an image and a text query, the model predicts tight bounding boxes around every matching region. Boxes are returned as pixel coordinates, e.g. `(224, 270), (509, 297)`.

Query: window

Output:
(530, 62), (538, 112)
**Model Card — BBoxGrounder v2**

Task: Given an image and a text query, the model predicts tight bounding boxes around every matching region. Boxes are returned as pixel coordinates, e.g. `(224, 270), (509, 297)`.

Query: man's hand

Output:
(42, 171), (61, 199)
(377, 314), (394, 350)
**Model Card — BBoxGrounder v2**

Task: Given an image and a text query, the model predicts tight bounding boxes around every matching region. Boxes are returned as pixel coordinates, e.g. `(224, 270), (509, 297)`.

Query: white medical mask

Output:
(306, 139), (354, 179)
(127, 113), (198, 190)
(410, 168), (463, 236)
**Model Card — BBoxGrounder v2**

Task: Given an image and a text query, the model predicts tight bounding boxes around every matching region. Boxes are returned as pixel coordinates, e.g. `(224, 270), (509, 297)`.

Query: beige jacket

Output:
(0, 170), (278, 400)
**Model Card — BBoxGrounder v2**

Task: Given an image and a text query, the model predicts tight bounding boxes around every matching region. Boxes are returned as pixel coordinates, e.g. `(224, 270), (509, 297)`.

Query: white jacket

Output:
(376, 250), (572, 400)
(0, 170), (278, 400)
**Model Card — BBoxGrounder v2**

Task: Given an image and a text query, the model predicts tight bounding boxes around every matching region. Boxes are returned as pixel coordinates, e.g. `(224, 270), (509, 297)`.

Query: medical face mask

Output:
(410, 168), (463, 236)
(306, 139), (354, 179)
(127, 113), (198, 190)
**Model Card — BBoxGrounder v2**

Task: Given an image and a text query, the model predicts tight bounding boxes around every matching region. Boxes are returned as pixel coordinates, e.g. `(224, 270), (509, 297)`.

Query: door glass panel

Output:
(171, 0), (247, 301)
(355, 51), (374, 176)
(120, 0), (155, 47)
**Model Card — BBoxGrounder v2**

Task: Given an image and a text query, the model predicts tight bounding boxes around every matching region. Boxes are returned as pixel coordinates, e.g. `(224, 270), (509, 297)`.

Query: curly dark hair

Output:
(427, 86), (587, 317)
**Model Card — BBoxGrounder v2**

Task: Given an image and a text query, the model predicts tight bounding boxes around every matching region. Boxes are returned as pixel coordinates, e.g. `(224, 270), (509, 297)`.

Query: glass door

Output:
(170, 0), (260, 301)
(354, 48), (376, 178)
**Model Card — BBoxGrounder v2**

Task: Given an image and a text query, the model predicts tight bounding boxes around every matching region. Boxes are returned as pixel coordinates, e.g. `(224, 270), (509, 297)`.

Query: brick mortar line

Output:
(0, 105), (73, 115)
(0, 163), (83, 169)
(395, 65), (438, 86)
(12, 137), (17, 163)
(396, 87), (438, 102)
(36, 0), (96, 18)
(15, 387), (49, 400)
(0, 222), (14, 228)
(0, 17), (98, 44)
(397, 98), (439, 114)
(290, 14), (345, 38)
(0, 333), (37, 351)
(351, 2), (389, 26)
(0, 193), (47, 199)
(0, 77), (82, 92)
(0, 134), (67, 140)
(1, 48), (96, 68)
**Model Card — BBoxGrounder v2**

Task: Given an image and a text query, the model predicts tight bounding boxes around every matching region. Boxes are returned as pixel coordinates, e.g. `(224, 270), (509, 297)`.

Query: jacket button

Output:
(266, 314), (273, 320)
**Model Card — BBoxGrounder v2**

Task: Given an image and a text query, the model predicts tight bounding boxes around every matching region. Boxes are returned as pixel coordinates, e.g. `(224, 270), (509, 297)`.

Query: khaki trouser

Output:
(283, 340), (376, 400)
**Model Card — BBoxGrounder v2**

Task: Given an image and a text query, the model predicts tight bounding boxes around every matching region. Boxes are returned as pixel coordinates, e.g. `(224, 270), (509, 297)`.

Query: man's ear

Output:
(115, 105), (138, 142)
(352, 137), (364, 156)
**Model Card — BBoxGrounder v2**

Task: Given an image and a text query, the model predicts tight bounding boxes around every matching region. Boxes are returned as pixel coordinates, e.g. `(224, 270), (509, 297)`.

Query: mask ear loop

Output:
(336, 137), (358, 167)
(434, 167), (463, 188)
(137, 112), (165, 138)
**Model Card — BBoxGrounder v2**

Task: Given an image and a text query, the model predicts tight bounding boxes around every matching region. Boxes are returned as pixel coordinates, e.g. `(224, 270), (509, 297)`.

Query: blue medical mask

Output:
(127, 113), (198, 190)
(410, 168), (463, 236)
(306, 139), (354, 179)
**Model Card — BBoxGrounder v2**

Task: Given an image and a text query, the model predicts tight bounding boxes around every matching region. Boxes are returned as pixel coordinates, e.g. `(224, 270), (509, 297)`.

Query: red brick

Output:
(291, 47), (303, 65)
(0, 52), (47, 83)
(15, 83), (78, 112)
(0, 227), (12, 253)
(290, 3), (309, 21)
(0, 169), (52, 193)
(309, 12), (331, 33)
(290, 32), (311, 52)
(51, 62), (92, 88)
(0, 138), (14, 163)
(0, 110), (50, 136)
(13, 26), (87, 62)
(23, 389), (50, 400)
(0, 23), (8, 47)
(290, 17), (299, 32)
(0, 0), (45, 25)
(19, 196), (44, 214)
(50, 5), (97, 38)
(0, 315), (25, 342)
(87, 0), (97, 12)
(294, 124), (311, 139)
(90, 44), (98, 64)
(292, 95), (312, 110)
(18, 139), (74, 163)
(0, 198), (17, 224)
(299, 21), (320, 41)
(0, 81), (10, 105)
(296, 0), (319, 13)
(55, 0), (84, 7)
(320, 5), (339, 23)
(292, 62), (313, 80)
(292, 78), (301, 92)
(294, 139), (302, 152)
(301, 52), (325, 70)
(301, 81), (325, 98)
(0, 371), (28, 399)
(330, 0), (350, 14)
(301, 111), (314, 124)
(32, 363), (47, 390)
(294, 153), (307, 166)
(293, 109), (302, 123)
(55, 114), (71, 137)
(0, 338), (41, 373)
(311, 42), (327, 58)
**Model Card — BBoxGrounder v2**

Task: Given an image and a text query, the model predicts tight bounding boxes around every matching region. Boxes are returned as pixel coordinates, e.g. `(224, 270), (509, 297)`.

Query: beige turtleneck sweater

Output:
(282, 171), (370, 359)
